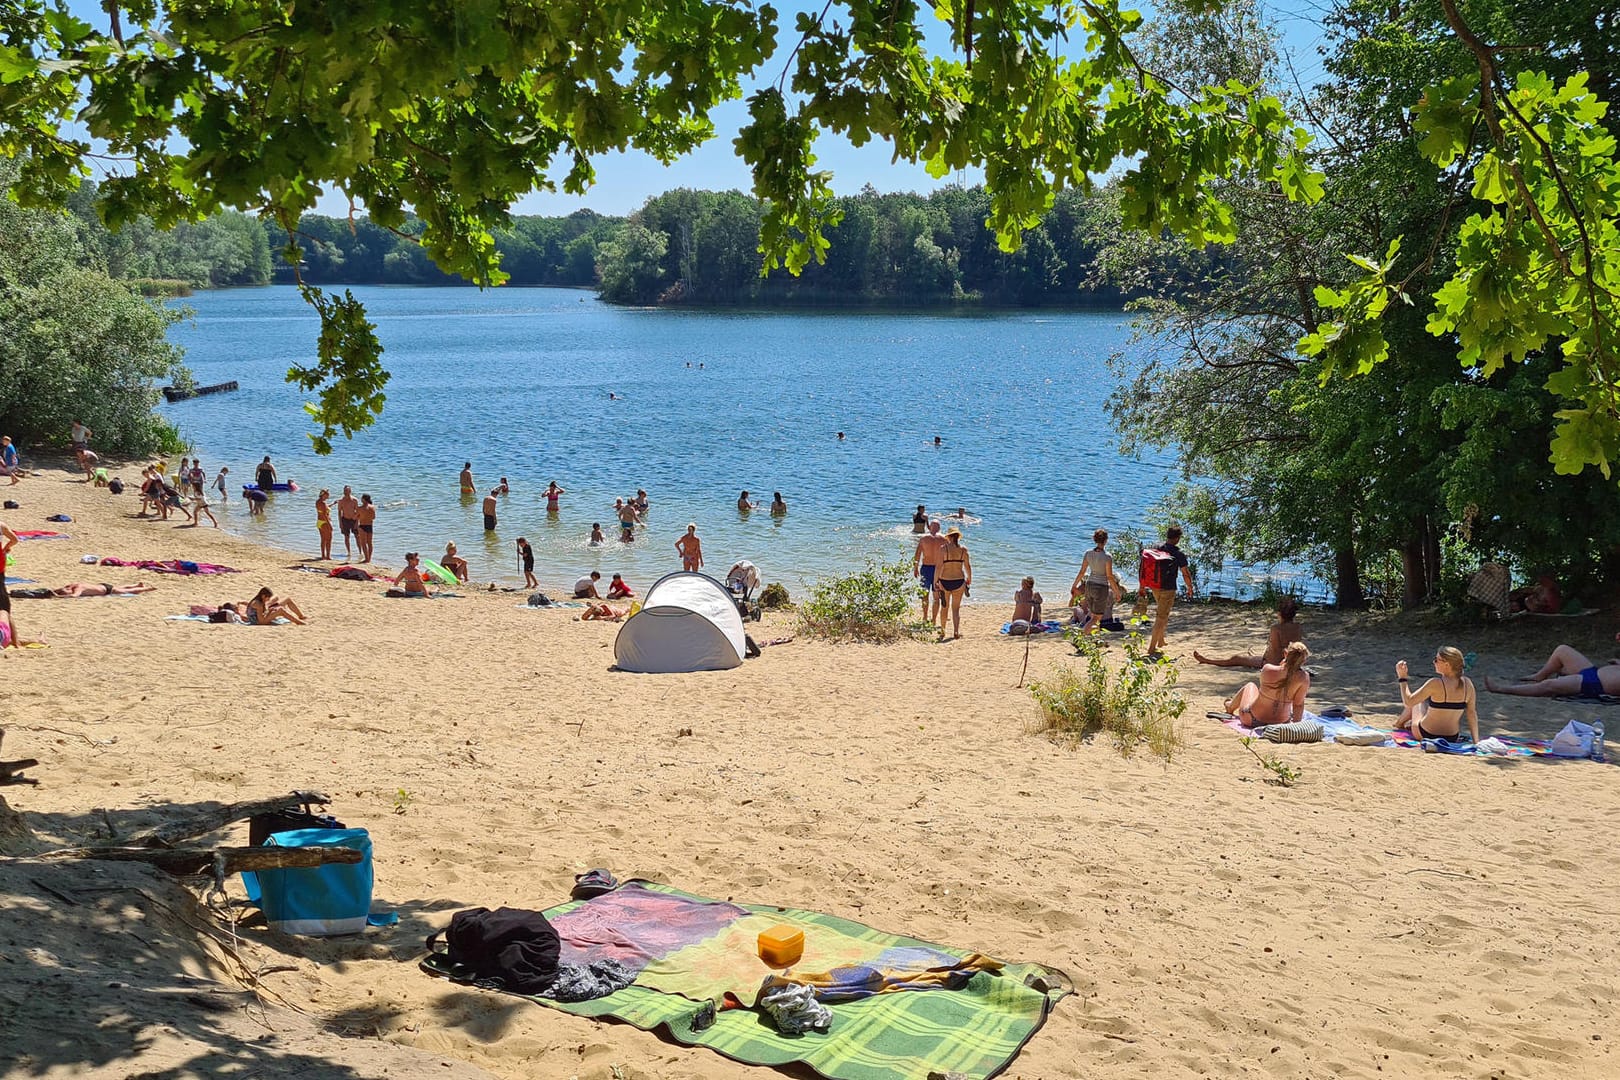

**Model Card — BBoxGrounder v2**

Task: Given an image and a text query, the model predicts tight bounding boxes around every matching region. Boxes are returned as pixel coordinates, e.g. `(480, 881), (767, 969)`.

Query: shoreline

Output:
(3, 464), (1616, 1079)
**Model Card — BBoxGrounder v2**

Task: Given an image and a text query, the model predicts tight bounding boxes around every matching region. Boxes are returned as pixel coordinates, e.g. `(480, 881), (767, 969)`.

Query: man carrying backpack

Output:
(1136, 525), (1195, 659)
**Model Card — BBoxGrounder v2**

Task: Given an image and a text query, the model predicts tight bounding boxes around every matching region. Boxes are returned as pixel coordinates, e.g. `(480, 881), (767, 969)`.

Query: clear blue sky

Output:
(61, 1), (1330, 218)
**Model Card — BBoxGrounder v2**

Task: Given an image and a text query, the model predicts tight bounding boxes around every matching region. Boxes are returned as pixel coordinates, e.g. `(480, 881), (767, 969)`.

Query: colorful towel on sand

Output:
(165, 613), (288, 626)
(1206, 711), (1567, 756)
(100, 557), (238, 575)
(421, 881), (1068, 1080)
(14, 530), (68, 540)
(999, 620), (1066, 635)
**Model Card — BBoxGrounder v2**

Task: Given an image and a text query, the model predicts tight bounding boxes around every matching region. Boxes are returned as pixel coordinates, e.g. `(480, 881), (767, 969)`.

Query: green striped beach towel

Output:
(421, 881), (1070, 1080)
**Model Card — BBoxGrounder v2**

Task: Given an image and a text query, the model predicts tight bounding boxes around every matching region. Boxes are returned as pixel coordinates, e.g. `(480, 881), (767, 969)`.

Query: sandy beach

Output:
(2, 463), (1617, 1079)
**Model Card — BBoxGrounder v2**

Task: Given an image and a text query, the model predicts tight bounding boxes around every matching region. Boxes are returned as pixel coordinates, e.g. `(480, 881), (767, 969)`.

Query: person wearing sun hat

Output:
(934, 526), (972, 640)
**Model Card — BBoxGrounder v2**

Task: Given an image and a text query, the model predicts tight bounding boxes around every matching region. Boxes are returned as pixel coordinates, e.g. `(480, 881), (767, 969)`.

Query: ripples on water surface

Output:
(161, 286), (1315, 601)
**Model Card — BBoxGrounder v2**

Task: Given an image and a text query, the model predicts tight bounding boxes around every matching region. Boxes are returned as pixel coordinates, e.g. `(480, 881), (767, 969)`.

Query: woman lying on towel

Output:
(1195, 596), (1304, 669)
(1225, 641), (1311, 727)
(1395, 646), (1478, 741)
(245, 586), (307, 625)
(580, 602), (628, 622)
(1484, 644), (1620, 699)
(52, 581), (156, 597)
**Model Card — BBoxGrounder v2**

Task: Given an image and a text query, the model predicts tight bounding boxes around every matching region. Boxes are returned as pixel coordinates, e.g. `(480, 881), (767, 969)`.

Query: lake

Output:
(160, 286), (1313, 602)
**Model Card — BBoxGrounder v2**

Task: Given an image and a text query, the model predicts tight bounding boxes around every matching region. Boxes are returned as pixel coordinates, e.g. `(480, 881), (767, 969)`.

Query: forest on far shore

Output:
(62, 182), (1192, 308)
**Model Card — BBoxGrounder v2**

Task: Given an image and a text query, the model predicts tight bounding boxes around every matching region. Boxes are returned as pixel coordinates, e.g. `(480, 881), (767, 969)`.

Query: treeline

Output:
(594, 185), (1184, 306)
(66, 183), (1185, 306)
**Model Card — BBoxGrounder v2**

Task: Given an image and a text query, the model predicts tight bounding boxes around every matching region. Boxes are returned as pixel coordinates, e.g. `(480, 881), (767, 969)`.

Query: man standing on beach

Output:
(482, 489), (499, 532)
(913, 519), (946, 622)
(1139, 525), (1195, 658)
(337, 486), (359, 560)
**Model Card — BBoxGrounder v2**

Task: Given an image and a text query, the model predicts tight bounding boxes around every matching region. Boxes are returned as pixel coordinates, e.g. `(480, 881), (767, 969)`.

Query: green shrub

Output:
(800, 559), (924, 641)
(759, 582), (791, 610)
(1029, 633), (1186, 761)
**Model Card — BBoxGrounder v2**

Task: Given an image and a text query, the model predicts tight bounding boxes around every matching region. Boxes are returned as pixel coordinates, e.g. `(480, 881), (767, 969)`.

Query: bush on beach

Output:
(800, 560), (926, 641)
(1029, 633), (1186, 762)
(759, 582), (791, 610)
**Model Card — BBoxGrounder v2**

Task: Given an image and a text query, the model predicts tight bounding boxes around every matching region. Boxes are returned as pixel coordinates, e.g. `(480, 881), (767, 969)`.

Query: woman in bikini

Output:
(245, 586), (308, 625)
(1484, 644), (1620, 699)
(356, 494), (376, 563)
(934, 527), (971, 640)
(315, 489), (334, 560)
(1226, 641), (1311, 727)
(390, 553), (434, 598)
(1395, 645), (1479, 742)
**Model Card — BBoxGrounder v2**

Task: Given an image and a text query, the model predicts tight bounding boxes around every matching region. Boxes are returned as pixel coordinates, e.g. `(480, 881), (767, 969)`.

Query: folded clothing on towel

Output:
(1255, 720), (1325, 743)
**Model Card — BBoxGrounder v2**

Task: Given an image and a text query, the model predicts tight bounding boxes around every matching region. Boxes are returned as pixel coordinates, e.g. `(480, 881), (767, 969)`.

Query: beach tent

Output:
(613, 572), (746, 673)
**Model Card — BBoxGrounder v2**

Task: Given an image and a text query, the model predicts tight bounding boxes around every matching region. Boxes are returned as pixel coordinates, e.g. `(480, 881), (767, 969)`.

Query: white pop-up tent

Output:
(613, 572), (747, 673)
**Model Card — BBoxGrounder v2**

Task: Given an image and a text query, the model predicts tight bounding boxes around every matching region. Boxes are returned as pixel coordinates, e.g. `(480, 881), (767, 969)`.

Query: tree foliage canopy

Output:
(0, 0), (1312, 450)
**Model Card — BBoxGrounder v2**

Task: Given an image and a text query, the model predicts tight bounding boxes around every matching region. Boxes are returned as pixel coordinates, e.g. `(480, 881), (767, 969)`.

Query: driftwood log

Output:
(34, 844), (362, 877)
(3, 790), (342, 879)
(126, 789), (332, 848)
(0, 759), (40, 787)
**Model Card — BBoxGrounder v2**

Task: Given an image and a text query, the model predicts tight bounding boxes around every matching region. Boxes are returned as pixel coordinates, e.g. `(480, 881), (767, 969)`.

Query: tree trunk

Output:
(33, 844), (362, 877)
(1401, 536), (1427, 608)
(1335, 543), (1365, 610)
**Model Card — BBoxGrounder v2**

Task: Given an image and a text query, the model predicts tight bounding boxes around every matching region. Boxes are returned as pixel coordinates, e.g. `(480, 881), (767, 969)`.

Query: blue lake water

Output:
(160, 286), (1313, 601)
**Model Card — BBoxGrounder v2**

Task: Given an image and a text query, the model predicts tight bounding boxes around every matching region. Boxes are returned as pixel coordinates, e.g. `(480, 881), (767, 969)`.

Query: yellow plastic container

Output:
(757, 925), (804, 967)
(628, 600), (642, 617)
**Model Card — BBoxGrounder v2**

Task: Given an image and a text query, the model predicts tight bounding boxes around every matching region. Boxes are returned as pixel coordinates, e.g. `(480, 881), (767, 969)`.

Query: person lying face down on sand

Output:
(1484, 644), (1620, 699)
(1395, 646), (1479, 742)
(580, 602), (628, 622)
(51, 582), (157, 597)
(1195, 596), (1306, 669)
(1225, 641), (1311, 727)
(245, 586), (308, 625)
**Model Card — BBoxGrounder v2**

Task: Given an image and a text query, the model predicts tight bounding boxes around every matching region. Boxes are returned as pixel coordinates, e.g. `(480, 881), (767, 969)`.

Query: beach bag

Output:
(432, 907), (560, 993)
(1139, 548), (1178, 591)
(248, 828), (377, 936)
(1548, 720), (1603, 759)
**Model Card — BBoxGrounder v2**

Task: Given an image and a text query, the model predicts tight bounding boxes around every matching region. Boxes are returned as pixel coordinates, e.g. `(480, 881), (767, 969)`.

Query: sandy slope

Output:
(2, 464), (1617, 1079)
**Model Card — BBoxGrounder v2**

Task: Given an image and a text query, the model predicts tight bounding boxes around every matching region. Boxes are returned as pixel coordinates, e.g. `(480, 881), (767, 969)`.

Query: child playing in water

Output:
(590, 523), (605, 545)
(516, 537), (537, 588)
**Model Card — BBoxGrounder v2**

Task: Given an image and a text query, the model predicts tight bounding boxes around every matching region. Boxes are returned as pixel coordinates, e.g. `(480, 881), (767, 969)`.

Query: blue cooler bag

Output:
(245, 828), (376, 936)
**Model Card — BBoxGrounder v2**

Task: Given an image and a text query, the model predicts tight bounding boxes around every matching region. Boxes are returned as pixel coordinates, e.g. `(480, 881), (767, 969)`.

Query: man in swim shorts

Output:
(459, 462), (475, 494)
(912, 518), (946, 622)
(1485, 644), (1620, 698)
(482, 489), (499, 532)
(337, 486), (359, 559)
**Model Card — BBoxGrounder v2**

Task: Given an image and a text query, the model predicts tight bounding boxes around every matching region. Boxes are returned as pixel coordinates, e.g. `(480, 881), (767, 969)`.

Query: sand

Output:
(2, 463), (1617, 1079)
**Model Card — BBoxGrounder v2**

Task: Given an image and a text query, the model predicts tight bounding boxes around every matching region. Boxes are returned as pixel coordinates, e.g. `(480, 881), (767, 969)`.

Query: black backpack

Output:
(431, 907), (560, 993)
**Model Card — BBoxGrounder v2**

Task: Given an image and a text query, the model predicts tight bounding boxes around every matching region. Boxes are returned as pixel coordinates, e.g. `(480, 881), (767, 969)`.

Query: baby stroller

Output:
(726, 560), (762, 621)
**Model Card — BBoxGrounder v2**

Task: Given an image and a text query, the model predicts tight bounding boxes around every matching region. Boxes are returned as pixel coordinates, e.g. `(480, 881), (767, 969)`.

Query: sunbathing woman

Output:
(1396, 646), (1479, 742)
(52, 582), (156, 597)
(1484, 644), (1620, 699)
(580, 602), (627, 621)
(390, 553), (434, 598)
(1196, 597), (1305, 668)
(245, 586), (308, 625)
(1225, 641), (1311, 727)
